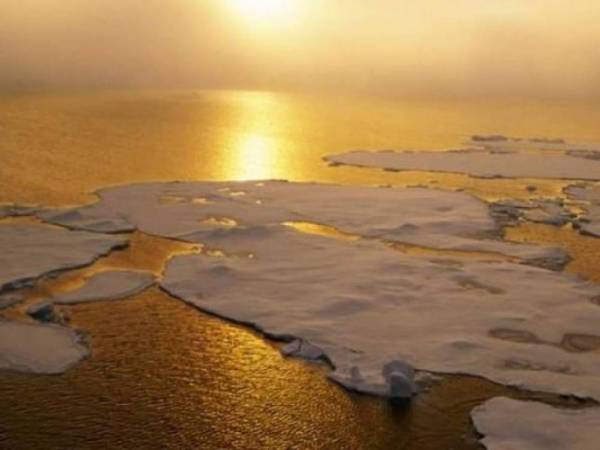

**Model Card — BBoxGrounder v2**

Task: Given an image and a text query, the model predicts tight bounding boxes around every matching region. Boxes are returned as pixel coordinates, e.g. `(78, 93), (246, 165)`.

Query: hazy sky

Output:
(2, 0), (599, 97)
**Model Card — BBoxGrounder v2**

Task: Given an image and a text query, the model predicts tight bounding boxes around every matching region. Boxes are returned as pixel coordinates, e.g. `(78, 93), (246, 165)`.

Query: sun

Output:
(227, 0), (296, 24)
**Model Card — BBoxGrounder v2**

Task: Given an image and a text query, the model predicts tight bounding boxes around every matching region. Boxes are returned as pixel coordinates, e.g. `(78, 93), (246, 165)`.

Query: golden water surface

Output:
(2, 90), (600, 205)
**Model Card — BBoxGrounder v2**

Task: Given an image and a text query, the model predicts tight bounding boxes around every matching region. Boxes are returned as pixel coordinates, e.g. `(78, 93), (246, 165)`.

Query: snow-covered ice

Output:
(0, 226), (129, 374)
(472, 397), (600, 450)
(325, 137), (600, 180)
(51, 270), (155, 305)
(0, 319), (88, 374)
(0, 224), (127, 292)
(161, 227), (600, 399)
(36, 181), (566, 265)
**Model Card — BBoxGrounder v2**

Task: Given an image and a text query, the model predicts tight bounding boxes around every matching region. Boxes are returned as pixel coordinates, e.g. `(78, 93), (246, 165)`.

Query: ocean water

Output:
(1, 90), (600, 449)
(2, 90), (600, 206)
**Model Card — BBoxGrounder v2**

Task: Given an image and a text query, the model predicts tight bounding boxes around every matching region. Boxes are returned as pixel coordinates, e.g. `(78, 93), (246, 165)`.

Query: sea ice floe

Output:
(161, 226), (600, 399)
(27, 181), (600, 397)
(491, 200), (573, 227)
(325, 137), (600, 180)
(0, 319), (88, 374)
(566, 185), (600, 237)
(0, 224), (127, 292)
(0, 232), (147, 374)
(472, 397), (600, 450)
(51, 270), (156, 305)
(36, 181), (566, 265)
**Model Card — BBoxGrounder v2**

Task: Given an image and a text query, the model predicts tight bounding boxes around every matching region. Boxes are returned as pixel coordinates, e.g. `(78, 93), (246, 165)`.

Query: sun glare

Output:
(227, 0), (296, 24)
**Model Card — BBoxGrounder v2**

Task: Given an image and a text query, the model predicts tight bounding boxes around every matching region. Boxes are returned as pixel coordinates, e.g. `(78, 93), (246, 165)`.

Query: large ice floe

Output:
(162, 230), (600, 398)
(472, 397), (600, 450)
(32, 181), (600, 399)
(0, 319), (88, 374)
(36, 181), (565, 264)
(0, 224), (127, 292)
(325, 136), (600, 180)
(51, 270), (156, 305)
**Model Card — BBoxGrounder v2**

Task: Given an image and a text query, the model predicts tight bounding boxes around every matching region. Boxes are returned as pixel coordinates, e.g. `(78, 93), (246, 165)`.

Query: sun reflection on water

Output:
(231, 132), (278, 179)
(220, 91), (292, 180)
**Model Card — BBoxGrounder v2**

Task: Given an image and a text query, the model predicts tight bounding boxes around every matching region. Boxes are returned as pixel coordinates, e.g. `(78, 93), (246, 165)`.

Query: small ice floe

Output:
(324, 136), (600, 180)
(51, 270), (156, 305)
(491, 199), (574, 227)
(520, 202), (573, 226)
(492, 183), (600, 241)
(0, 224), (127, 292)
(0, 319), (88, 374)
(566, 184), (600, 238)
(472, 397), (600, 450)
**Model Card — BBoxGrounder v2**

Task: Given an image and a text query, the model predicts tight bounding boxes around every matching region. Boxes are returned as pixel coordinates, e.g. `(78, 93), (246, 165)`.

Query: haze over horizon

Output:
(2, 0), (600, 98)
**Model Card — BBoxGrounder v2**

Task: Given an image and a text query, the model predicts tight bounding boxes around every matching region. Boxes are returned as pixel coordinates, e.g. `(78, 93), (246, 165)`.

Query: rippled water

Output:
(1, 90), (600, 449)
